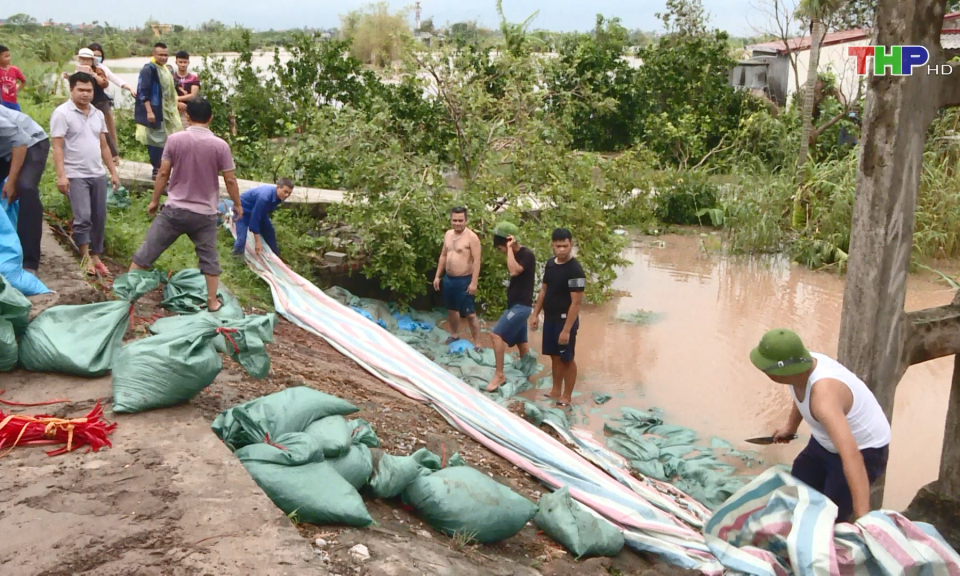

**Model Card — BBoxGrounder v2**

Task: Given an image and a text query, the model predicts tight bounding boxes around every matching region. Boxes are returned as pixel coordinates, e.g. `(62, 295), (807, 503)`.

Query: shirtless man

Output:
(433, 206), (482, 346)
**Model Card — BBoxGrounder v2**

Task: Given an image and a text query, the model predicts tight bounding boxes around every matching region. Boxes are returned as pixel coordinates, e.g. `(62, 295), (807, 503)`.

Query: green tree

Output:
(635, 0), (759, 166)
(545, 15), (639, 151)
(5, 13), (39, 27)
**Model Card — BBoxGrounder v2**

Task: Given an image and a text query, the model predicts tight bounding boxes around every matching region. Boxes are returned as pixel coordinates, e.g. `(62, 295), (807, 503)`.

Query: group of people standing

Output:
(433, 209), (892, 524)
(433, 208), (585, 407)
(1, 42), (291, 294)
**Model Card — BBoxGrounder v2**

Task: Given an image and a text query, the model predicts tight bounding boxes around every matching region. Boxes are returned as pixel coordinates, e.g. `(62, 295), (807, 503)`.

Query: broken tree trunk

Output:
(837, 0), (955, 507)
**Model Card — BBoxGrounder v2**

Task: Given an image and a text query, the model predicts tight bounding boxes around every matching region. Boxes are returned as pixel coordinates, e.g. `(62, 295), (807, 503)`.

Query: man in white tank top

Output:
(750, 329), (892, 522)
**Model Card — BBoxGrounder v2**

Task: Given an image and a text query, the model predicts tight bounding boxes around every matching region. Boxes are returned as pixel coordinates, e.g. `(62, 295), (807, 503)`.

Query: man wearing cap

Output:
(486, 222), (536, 393)
(751, 329), (891, 522)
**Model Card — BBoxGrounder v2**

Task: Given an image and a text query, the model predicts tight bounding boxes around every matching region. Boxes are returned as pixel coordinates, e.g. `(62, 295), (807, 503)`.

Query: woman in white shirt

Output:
(89, 43), (135, 166)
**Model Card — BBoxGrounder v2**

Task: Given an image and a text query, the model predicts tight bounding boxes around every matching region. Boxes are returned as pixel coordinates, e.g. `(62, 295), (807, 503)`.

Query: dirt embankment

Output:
(3, 225), (692, 575)
(196, 320), (687, 576)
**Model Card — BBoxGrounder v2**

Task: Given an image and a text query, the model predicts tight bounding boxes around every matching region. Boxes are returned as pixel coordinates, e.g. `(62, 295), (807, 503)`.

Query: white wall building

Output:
(732, 13), (960, 108)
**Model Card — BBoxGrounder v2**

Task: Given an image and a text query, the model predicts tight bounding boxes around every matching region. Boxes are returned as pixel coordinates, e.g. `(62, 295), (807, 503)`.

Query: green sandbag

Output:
(112, 313), (224, 413)
(0, 317), (16, 372)
(18, 270), (160, 376)
(348, 418), (380, 448)
(304, 415), (352, 458)
(370, 448), (443, 499)
(534, 486), (624, 558)
(106, 184), (131, 209)
(222, 314), (276, 379)
(329, 444), (373, 490)
(401, 466), (537, 543)
(212, 386), (358, 450)
(149, 312), (277, 367)
(150, 313), (231, 353)
(0, 273), (31, 334)
(236, 445), (373, 527)
(235, 433), (323, 465)
(161, 269), (244, 319)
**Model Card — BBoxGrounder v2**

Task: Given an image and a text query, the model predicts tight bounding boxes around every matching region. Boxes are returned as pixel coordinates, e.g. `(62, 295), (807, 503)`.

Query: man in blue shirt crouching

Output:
(233, 177), (294, 257)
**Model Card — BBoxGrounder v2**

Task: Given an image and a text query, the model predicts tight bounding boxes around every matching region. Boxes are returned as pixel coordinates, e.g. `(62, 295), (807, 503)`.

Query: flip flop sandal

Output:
(444, 336), (461, 345)
(555, 401), (571, 408)
(94, 262), (111, 277)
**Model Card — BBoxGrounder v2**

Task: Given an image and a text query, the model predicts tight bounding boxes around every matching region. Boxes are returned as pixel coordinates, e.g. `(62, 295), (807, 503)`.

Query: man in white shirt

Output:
(50, 72), (120, 277)
(751, 329), (892, 522)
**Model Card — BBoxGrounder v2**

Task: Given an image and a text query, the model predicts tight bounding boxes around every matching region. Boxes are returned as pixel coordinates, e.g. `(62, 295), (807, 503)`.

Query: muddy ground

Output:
(1, 224), (691, 575)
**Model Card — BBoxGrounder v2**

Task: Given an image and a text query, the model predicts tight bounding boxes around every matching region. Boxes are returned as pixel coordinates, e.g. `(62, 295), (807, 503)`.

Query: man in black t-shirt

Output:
(486, 222), (537, 392)
(530, 228), (585, 406)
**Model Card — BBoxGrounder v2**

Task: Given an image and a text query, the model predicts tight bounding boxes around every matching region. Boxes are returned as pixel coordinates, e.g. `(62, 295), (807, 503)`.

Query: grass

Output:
(449, 529), (478, 551)
(23, 97), (336, 310)
(40, 175), (277, 309)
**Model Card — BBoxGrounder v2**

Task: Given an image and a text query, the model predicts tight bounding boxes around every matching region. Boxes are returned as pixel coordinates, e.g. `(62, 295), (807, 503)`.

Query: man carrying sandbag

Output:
(130, 98), (241, 312)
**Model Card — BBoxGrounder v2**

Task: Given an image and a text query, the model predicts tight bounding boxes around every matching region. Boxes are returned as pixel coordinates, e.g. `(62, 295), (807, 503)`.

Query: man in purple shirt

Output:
(130, 98), (241, 312)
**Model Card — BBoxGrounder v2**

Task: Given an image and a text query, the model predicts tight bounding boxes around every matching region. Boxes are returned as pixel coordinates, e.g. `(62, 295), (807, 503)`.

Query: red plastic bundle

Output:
(0, 401), (117, 457)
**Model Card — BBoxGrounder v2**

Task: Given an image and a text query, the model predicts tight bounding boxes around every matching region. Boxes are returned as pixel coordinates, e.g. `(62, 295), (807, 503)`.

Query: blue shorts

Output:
(791, 438), (889, 522)
(542, 318), (579, 362)
(492, 305), (532, 346)
(442, 274), (475, 318)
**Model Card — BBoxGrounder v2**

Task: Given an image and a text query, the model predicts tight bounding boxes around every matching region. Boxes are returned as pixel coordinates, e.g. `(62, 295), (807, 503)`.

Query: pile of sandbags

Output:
(215, 387), (607, 549)
(213, 387), (374, 527)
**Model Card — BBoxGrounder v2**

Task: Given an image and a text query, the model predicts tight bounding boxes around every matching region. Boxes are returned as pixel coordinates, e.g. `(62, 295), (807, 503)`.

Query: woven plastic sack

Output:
(329, 444), (373, 490)
(236, 444), (372, 527)
(401, 466), (537, 543)
(348, 418), (380, 448)
(370, 448), (443, 499)
(19, 270), (161, 376)
(0, 317), (16, 371)
(212, 387), (358, 450)
(0, 272), (31, 334)
(149, 312), (276, 365)
(534, 486), (624, 558)
(112, 315), (223, 413)
(161, 268), (244, 319)
(304, 415), (352, 459)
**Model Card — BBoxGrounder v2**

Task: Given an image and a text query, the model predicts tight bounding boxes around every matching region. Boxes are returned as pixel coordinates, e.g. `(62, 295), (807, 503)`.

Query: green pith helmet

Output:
(492, 221), (519, 241)
(750, 329), (814, 376)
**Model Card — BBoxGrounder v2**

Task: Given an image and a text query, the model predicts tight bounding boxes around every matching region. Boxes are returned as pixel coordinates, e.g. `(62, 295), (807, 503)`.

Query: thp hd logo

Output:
(848, 46), (950, 76)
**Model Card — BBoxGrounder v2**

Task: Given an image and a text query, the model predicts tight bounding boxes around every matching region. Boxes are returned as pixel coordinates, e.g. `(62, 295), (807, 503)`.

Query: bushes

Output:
(653, 172), (720, 226)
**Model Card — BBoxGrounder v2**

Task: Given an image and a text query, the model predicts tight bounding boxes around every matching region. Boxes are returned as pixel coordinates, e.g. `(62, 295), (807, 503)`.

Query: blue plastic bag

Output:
(0, 197), (49, 296)
(394, 313), (433, 332)
(448, 339), (475, 354)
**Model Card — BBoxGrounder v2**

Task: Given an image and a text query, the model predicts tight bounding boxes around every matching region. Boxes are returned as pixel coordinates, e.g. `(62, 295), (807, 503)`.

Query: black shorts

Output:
(542, 318), (579, 362)
(791, 437), (889, 522)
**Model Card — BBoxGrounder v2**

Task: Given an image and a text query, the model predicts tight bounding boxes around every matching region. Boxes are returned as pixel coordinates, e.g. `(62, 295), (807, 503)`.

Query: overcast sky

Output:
(10, 1), (762, 36)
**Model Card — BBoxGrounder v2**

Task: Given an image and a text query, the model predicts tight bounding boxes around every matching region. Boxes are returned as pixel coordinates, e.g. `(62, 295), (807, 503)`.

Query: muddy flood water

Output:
(520, 233), (954, 511)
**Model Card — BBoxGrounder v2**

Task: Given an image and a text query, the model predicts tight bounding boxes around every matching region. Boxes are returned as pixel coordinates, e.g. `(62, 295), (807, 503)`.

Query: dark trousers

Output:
(233, 217), (279, 256)
(791, 437), (889, 522)
(0, 139), (50, 271)
(147, 145), (164, 178)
